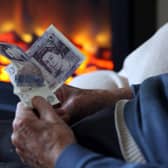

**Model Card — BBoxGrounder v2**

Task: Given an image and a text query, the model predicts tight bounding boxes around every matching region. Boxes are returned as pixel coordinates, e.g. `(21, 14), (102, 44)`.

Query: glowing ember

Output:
(0, 29), (113, 83)
(0, 66), (10, 82)
(0, 0), (113, 82)
(0, 56), (10, 65)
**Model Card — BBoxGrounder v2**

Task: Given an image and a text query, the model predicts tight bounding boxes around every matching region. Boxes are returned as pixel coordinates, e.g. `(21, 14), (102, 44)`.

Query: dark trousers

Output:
(72, 105), (122, 159)
(0, 105), (122, 167)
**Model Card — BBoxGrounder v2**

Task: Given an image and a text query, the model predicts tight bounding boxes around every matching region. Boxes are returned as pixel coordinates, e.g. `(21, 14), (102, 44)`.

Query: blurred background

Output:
(0, 0), (167, 83)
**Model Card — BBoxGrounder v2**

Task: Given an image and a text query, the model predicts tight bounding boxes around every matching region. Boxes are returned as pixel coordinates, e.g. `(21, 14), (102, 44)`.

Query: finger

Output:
(32, 96), (58, 122)
(13, 103), (37, 130)
(16, 148), (24, 160)
(16, 148), (37, 167)
(53, 105), (71, 123)
(55, 85), (66, 102)
(61, 114), (71, 123)
(53, 102), (62, 109)
(15, 102), (36, 120)
(15, 148), (28, 166)
(11, 131), (24, 150)
(55, 84), (76, 102)
(53, 106), (65, 115)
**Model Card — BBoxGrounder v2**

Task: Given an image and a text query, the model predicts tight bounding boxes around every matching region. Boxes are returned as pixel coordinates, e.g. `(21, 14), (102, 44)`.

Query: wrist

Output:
(50, 133), (77, 167)
(50, 142), (77, 168)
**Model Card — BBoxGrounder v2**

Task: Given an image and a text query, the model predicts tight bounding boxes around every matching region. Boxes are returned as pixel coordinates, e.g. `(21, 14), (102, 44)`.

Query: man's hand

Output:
(11, 97), (76, 168)
(55, 85), (133, 124)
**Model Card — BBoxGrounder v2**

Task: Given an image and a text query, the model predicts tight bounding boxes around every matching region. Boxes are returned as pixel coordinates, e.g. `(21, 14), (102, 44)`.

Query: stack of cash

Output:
(0, 25), (85, 107)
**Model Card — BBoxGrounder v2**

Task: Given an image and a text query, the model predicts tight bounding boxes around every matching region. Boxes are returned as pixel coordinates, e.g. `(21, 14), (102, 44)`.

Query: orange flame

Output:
(0, 56), (10, 65)
(0, 25), (113, 83)
(0, 66), (10, 82)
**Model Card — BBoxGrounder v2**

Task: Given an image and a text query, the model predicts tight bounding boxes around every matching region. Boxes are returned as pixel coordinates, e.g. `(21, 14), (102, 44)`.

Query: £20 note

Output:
(0, 24), (85, 106)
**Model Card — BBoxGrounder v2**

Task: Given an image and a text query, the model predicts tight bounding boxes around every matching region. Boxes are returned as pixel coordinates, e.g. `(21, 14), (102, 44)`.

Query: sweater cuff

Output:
(114, 100), (146, 163)
(55, 143), (98, 168)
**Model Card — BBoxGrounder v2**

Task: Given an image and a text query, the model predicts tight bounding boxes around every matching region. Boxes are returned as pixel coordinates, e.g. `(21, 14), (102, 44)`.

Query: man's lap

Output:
(0, 118), (30, 167)
(0, 105), (122, 166)
(72, 105), (123, 159)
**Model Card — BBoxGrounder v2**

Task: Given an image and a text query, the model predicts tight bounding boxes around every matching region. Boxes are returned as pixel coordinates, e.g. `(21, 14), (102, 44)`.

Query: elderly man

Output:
(10, 73), (168, 168)
(1, 23), (168, 168)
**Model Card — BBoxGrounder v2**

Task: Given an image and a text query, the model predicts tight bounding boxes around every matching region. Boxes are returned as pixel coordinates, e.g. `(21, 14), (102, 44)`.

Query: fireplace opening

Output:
(0, 0), (156, 83)
(0, 0), (114, 83)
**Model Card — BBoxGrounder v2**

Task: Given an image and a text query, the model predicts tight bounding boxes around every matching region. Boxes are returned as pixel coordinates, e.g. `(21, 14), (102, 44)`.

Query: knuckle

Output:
(11, 133), (20, 146)
(13, 118), (30, 130)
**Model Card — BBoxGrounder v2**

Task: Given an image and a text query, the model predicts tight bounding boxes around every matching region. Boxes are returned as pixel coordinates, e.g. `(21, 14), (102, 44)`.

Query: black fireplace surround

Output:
(111, 0), (156, 71)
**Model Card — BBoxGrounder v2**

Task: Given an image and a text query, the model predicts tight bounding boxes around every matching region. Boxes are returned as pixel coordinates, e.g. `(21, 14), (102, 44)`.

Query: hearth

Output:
(0, 0), (156, 82)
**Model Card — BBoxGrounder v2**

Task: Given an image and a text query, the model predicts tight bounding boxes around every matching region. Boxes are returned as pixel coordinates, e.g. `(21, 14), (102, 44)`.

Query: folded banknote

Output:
(0, 25), (85, 106)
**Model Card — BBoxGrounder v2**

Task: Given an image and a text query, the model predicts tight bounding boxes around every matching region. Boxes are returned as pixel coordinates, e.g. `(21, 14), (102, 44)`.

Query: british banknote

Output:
(26, 25), (84, 91)
(0, 42), (28, 68)
(0, 25), (85, 106)
(5, 55), (59, 106)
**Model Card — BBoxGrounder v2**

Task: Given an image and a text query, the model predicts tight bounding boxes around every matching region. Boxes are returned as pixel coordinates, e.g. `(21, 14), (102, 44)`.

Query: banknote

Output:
(0, 42), (28, 68)
(5, 63), (58, 106)
(15, 86), (59, 107)
(14, 62), (45, 87)
(6, 62), (45, 87)
(0, 24), (85, 106)
(27, 25), (85, 91)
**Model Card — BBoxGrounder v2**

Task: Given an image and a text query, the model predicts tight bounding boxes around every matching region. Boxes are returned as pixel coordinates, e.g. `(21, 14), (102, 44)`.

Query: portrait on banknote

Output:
(0, 43), (27, 62)
(29, 33), (82, 85)
(15, 62), (45, 87)
(1, 25), (85, 106)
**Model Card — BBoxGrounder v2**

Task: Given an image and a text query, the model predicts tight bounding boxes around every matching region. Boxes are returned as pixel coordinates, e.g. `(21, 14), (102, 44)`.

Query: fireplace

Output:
(0, 0), (157, 83)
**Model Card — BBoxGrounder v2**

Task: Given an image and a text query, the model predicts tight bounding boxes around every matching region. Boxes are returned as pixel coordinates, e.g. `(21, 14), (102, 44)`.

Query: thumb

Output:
(15, 102), (37, 120)
(32, 96), (58, 122)
(13, 102), (37, 131)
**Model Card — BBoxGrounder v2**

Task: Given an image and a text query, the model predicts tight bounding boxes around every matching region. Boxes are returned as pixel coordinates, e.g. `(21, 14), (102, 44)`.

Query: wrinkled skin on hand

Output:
(54, 85), (86, 123)
(12, 97), (76, 168)
(55, 85), (133, 124)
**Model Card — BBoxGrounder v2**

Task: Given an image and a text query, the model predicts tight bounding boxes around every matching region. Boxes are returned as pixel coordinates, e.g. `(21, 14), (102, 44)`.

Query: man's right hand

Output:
(54, 85), (83, 123)
(54, 84), (133, 124)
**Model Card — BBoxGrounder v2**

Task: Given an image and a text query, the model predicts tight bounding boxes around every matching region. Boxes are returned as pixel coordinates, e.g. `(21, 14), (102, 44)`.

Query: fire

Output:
(72, 30), (113, 76)
(21, 33), (33, 43)
(0, 56), (10, 65)
(0, 66), (10, 82)
(34, 27), (45, 36)
(1, 22), (15, 32)
(96, 32), (111, 47)
(0, 27), (113, 83)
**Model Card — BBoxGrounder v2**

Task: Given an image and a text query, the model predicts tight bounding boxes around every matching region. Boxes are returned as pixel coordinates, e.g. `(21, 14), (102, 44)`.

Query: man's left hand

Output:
(11, 96), (76, 168)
